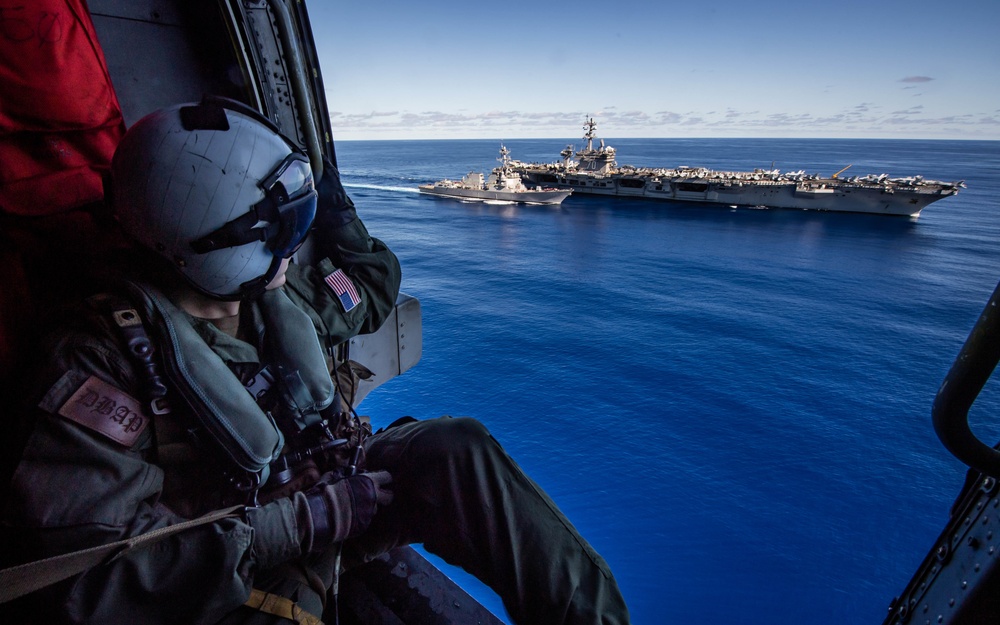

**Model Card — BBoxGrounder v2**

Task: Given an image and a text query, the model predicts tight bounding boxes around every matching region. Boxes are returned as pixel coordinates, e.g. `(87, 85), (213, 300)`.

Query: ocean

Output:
(333, 136), (1000, 624)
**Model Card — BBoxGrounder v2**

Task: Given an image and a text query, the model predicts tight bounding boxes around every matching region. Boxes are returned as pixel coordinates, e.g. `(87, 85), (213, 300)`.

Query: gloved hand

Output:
(244, 470), (392, 567)
(303, 470), (393, 550)
(313, 159), (357, 230)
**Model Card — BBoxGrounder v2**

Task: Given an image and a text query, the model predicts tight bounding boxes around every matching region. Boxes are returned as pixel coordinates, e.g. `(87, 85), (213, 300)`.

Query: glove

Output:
(303, 470), (393, 550)
(244, 470), (392, 567)
(313, 159), (357, 230)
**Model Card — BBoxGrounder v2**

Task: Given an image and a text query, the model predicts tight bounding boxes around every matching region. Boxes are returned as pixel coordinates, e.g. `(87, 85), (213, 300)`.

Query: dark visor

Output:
(191, 152), (317, 258)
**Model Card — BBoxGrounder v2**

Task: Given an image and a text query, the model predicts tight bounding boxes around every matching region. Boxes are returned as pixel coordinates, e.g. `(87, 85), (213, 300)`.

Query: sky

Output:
(305, 0), (1000, 141)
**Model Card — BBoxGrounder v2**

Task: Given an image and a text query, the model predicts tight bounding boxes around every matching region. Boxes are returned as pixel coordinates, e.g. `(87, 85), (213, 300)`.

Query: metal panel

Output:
(339, 546), (505, 625)
(88, 0), (185, 24)
(88, 0), (249, 125)
(349, 294), (423, 406)
(884, 474), (1000, 624)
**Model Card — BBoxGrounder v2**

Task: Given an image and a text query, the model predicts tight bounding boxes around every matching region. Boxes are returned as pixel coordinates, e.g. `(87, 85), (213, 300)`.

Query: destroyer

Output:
(420, 145), (572, 205)
(508, 119), (964, 217)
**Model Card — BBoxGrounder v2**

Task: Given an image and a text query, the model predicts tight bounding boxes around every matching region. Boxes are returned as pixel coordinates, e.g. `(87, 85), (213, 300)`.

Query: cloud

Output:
(899, 76), (934, 83)
(881, 114), (979, 126)
(327, 102), (999, 140)
(654, 111), (684, 124)
(617, 111), (653, 125)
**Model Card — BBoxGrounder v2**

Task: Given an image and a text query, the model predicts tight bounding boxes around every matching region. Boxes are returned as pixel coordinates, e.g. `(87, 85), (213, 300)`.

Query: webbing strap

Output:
(0, 506), (243, 604)
(244, 588), (324, 625)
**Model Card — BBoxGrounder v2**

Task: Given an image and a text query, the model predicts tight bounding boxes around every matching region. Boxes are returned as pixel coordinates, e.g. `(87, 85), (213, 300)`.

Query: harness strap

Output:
(244, 588), (324, 625)
(0, 506), (243, 604)
(89, 293), (172, 415)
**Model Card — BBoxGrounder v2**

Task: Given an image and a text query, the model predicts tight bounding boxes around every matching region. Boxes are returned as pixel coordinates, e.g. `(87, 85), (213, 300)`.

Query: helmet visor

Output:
(260, 153), (317, 258)
(188, 152), (317, 257)
(270, 192), (316, 258)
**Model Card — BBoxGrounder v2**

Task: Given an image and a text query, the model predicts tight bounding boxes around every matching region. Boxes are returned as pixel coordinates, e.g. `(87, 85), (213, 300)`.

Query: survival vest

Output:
(114, 281), (341, 491)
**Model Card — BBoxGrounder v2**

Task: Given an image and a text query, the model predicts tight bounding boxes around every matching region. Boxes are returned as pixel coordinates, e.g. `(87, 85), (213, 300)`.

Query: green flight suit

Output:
(1, 215), (630, 625)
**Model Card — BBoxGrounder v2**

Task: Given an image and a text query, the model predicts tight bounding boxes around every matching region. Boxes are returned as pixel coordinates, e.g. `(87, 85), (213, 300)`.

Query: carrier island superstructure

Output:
(507, 119), (964, 217)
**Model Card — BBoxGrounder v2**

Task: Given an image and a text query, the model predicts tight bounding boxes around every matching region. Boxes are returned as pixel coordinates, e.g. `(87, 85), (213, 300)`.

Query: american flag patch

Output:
(324, 268), (361, 312)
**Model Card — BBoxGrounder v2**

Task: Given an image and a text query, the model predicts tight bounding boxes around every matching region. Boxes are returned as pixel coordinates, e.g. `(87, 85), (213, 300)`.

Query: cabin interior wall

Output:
(88, 0), (247, 125)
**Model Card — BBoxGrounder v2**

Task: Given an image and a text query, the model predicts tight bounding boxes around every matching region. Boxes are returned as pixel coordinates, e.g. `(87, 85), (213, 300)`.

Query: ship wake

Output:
(344, 182), (421, 194)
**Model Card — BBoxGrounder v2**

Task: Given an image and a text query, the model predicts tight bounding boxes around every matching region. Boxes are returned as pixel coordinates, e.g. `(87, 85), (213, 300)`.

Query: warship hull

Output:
(514, 170), (958, 216)
(418, 183), (571, 205)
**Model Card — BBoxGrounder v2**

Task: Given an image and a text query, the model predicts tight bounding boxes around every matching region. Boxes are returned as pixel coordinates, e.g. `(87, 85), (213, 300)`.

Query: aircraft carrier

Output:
(507, 119), (965, 217)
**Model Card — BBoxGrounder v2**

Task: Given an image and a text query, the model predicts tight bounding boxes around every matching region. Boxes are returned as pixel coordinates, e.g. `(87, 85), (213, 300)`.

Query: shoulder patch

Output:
(323, 268), (361, 313)
(56, 375), (149, 447)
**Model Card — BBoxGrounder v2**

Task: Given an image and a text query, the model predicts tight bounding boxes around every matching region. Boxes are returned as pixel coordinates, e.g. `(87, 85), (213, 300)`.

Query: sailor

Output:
(0, 99), (630, 625)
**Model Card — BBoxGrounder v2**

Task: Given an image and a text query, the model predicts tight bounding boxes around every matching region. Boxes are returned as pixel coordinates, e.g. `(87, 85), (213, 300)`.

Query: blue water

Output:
(333, 137), (1000, 624)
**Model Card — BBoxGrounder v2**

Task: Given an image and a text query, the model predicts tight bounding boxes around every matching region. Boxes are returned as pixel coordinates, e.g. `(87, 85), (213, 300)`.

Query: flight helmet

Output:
(110, 97), (317, 300)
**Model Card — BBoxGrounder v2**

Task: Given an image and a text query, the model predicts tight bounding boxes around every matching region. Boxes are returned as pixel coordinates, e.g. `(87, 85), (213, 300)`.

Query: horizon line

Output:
(333, 134), (1000, 142)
